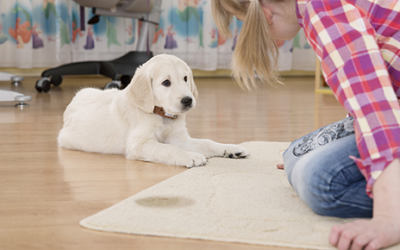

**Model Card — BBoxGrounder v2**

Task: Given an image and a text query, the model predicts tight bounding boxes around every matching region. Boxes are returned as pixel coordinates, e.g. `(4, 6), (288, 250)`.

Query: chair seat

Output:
(74, 0), (156, 13)
(73, 0), (120, 9)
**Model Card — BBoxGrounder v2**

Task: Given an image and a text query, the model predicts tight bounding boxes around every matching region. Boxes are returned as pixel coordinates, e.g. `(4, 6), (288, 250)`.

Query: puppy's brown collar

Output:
(153, 106), (178, 120)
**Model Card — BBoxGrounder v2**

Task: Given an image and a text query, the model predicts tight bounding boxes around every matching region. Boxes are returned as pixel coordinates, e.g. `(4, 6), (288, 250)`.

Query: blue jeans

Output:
(283, 117), (373, 218)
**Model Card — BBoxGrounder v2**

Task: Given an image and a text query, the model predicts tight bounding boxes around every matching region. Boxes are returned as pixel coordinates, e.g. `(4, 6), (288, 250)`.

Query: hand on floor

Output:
(329, 216), (400, 250)
(276, 164), (284, 170)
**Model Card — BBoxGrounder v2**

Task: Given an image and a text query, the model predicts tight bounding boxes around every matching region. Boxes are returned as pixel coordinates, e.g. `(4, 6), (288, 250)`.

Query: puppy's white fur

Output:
(58, 54), (249, 168)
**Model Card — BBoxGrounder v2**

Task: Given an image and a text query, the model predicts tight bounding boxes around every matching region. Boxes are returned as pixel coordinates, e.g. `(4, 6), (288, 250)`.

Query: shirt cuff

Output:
(350, 151), (400, 198)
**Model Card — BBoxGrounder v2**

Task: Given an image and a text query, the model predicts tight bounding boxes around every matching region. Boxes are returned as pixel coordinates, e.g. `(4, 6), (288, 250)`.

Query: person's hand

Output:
(276, 164), (284, 170)
(329, 216), (400, 250)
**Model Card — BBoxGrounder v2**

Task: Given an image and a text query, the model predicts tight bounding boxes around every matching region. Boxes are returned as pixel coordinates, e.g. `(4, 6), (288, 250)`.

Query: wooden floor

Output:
(0, 76), (347, 250)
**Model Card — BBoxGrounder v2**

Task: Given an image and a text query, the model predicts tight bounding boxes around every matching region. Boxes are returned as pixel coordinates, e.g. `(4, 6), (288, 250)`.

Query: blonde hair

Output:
(211, 0), (281, 90)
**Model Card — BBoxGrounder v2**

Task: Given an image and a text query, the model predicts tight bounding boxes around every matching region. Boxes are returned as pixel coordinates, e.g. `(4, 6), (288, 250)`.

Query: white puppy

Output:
(58, 54), (249, 168)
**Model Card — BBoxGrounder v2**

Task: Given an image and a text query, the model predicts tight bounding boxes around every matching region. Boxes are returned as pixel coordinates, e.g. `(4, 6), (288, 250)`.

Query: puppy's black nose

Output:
(181, 96), (193, 107)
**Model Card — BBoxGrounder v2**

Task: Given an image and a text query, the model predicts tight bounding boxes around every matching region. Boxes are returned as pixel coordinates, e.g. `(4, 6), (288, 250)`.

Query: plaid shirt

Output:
(296, 0), (400, 197)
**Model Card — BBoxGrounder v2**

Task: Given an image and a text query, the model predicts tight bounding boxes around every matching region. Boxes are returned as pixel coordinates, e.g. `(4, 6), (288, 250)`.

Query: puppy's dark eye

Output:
(162, 79), (171, 87)
(184, 76), (187, 82)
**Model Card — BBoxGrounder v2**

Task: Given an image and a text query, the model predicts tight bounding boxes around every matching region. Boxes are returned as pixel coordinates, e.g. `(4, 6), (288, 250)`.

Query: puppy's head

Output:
(127, 54), (198, 116)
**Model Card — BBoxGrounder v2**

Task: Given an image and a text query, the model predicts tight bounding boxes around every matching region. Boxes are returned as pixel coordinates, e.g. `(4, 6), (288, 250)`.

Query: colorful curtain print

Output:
(0, 0), (316, 71)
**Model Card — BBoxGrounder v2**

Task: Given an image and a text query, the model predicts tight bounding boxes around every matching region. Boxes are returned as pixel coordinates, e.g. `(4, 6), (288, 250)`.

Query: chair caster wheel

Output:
(51, 75), (63, 86)
(120, 75), (132, 86)
(36, 77), (51, 93)
(104, 81), (121, 90)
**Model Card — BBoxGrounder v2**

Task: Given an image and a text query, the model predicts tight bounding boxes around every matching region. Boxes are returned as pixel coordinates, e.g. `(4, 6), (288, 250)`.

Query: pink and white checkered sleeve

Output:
(301, 0), (400, 197)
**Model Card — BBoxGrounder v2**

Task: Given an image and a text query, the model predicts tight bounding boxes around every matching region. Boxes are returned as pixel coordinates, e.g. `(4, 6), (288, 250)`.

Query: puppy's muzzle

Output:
(181, 96), (193, 108)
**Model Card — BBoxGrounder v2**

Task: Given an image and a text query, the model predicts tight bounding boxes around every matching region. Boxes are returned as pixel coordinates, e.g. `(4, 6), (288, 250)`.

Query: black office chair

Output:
(35, 0), (161, 92)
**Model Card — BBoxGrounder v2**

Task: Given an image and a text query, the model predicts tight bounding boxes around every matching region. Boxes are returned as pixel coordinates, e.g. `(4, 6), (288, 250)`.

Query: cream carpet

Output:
(80, 142), (400, 250)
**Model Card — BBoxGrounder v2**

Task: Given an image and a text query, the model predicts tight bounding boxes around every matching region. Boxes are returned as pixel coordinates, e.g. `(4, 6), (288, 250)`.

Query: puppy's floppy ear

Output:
(126, 65), (155, 113)
(188, 68), (198, 99)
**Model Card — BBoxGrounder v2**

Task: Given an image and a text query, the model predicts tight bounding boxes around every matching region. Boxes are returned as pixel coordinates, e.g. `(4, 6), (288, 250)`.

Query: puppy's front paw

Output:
(178, 152), (207, 168)
(223, 145), (250, 159)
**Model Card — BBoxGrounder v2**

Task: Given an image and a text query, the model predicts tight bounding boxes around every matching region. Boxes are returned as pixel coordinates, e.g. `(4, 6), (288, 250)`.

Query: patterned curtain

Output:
(0, 0), (316, 71)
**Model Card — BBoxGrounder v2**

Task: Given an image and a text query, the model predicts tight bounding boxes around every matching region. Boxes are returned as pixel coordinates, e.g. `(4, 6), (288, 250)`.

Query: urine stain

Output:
(135, 196), (195, 208)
